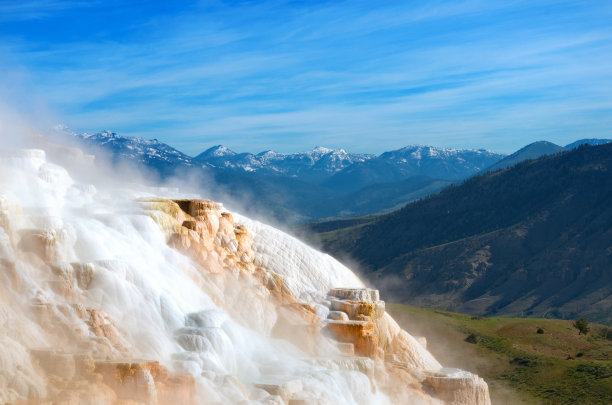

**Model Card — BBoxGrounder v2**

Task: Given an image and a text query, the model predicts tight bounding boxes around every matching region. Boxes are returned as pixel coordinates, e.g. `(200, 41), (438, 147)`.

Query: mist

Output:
(0, 88), (491, 404)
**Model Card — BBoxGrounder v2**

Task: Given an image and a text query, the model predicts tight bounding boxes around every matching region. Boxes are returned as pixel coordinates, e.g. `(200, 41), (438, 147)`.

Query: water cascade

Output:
(0, 145), (490, 404)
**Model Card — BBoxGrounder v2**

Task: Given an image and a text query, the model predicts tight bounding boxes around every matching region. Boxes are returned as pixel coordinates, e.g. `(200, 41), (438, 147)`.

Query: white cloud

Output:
(1, 0), (611, 154)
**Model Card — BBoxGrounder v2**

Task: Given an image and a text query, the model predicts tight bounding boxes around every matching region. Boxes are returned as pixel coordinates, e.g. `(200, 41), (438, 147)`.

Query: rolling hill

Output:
(486, 139), (612, 172)
(307, 143), (612, 323)
(389, 304), (612, 405)
(485, 141), (565, 172)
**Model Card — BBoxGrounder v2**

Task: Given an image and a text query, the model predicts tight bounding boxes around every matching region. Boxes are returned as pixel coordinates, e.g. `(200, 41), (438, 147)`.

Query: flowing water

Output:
(0, 144), (490, 405)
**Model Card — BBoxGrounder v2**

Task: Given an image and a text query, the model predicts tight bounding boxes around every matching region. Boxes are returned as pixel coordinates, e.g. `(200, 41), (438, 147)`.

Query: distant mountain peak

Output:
(486, 141), (564, 172)
(86, 129), (121, 139)
(192, 144), (373, 181)
(307, 147), (354, 158)
(69, 129), (193, 169)
(392, 144), (499, 155)
(197, 145), (236, 159)
(311, 146), (332, 153)
(307, 146), (337, 157)
(379, 145), (503, 164)
(564, 138), (612, 150)
(256, 150), (279, 157)
(526, 140), (559, 147)
(315, 142), (612, 323)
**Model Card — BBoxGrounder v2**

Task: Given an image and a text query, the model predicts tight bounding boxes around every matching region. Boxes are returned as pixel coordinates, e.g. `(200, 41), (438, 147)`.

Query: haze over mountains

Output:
(63, 129), (611, 226)
(485, 141), (566, 172)
(63, 129), (506, 223)
(305, 142), (612, 324)
(62, 128), (612, 324)
(485, 138), (611, 172)
(0, 139), (497, 404)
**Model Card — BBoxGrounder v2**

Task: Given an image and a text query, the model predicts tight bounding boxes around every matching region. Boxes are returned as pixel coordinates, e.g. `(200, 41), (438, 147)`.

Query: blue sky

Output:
(1, 0), (611, 155)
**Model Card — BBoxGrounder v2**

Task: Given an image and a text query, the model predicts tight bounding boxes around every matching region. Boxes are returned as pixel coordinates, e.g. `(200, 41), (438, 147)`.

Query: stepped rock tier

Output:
(0, 147), (490, 404)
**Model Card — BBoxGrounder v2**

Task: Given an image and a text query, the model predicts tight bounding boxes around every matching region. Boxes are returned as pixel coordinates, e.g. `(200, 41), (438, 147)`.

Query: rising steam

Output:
(0, 105), (490, 404)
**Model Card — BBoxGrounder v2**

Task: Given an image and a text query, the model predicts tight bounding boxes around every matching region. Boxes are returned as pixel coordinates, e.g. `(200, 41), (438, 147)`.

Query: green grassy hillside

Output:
(388, 304), (612, 404)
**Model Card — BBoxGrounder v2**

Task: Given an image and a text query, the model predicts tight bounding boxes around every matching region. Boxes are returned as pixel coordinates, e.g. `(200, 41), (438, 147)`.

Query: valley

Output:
(389, 304), (612, 404)
(303, 143), (612, 323)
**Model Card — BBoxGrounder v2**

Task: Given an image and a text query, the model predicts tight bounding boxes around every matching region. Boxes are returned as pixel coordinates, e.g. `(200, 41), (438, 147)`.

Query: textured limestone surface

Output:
(0, 147), (490, 405)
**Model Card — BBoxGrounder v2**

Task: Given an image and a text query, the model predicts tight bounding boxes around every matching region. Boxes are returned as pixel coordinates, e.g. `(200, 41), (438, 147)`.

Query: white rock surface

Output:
(0, 145), (490, 405)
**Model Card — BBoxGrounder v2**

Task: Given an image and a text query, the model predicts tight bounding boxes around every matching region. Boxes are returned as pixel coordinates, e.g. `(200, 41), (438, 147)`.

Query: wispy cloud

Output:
(0, 0), (100, 21)
(1, 0), (611, 154)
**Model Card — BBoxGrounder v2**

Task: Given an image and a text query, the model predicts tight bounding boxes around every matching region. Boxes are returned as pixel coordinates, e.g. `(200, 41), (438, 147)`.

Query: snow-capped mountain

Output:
(66, 130), (375, 182)
(59, 129), (506, 222)
(65, 130), (503, 187)
(380, 145), (503, 173)
(322, 145), (505, 192)
(195, 144), (504, 187)
(74, 130), (193, 168)
(48, 128), (612, 224)
(196, 145), (237, 159)
(196, 145), (374, 181)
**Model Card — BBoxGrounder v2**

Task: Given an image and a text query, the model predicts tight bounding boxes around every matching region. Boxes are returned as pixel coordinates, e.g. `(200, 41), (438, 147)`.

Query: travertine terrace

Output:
(0, 147), (490, 404)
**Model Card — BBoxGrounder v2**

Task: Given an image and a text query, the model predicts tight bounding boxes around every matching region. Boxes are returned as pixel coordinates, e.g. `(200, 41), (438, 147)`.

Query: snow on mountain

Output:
(379, 145), (503, 172)
(73, 130), (193, 167)
(65, 129), (373, 181)
(322, 145), (505, 193)
(196, 145), (237, 159)
(195, 145), (374, 180)
(60, 128), (507, 200)
(63, 129), (504, 185)
(49, 128), (507, 222)
(196, 143), (503, 184)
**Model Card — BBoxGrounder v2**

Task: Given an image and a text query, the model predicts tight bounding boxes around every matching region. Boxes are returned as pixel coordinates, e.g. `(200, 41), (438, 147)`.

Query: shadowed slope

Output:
(313, 143), (612, 323)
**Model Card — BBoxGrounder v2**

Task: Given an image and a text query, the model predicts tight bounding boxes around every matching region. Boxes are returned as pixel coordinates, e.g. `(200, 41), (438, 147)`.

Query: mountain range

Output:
(485, 138), (611, 172)
(58, 129), (612, 323)
(75, 130), (194, 174)
(304, 142), (612, 324)
(486, 141), (566, 172)
(196, 144), (505, 188)
(60, 129), (610, 225)
(60, 129), (506, 223)
(196, 145), (372, 183)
